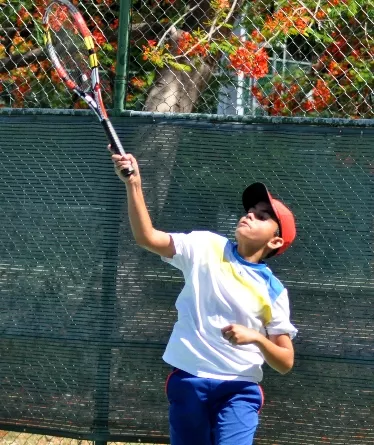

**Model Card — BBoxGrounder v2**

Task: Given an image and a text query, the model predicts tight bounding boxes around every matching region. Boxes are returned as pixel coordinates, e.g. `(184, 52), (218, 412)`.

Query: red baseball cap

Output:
(242, 182), (296, 256)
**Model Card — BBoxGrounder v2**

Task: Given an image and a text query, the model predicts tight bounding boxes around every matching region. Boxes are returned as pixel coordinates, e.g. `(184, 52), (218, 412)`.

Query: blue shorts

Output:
(165, 369), (264, 445)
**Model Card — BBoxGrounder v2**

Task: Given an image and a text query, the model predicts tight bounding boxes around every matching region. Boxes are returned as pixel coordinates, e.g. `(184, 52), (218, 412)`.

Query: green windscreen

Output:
(0, 112), (373, 444)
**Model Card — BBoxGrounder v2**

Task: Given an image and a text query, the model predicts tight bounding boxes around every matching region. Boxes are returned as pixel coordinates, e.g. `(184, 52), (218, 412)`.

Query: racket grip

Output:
(102, 119), (134, 176)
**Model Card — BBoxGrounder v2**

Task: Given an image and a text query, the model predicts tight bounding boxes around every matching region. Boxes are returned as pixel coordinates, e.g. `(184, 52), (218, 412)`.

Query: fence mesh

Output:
(0, 110), (373, 444)
(1, 0), (373, 117)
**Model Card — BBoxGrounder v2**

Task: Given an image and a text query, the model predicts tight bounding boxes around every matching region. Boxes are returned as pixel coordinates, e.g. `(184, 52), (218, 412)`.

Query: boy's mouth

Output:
(239, 221), (250, 228)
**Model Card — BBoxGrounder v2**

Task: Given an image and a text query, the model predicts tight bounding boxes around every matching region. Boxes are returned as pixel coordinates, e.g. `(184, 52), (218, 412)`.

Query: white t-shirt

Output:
(162, 231), (297, 383)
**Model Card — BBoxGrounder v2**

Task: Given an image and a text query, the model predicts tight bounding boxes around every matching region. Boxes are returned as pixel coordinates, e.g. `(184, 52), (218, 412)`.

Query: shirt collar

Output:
(233, 244), (267, 269)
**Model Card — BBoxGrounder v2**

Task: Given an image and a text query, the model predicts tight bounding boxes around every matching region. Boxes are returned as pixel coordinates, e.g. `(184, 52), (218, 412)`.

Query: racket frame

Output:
(43, 0), (132, 172)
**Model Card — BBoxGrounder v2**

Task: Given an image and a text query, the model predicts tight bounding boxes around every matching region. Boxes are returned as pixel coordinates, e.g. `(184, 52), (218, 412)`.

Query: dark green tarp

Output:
(0, 112), (373, 444)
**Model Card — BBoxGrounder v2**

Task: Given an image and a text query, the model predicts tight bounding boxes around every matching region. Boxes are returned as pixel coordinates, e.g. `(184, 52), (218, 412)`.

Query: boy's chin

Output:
(234, 227), (249, 242)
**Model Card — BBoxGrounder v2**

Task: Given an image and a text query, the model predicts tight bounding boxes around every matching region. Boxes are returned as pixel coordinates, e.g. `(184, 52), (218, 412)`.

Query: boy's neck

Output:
(236, 244), (265, 264)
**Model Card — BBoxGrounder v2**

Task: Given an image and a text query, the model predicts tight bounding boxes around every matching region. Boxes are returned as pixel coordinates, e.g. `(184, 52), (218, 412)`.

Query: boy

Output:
(111, 151), (297, 445)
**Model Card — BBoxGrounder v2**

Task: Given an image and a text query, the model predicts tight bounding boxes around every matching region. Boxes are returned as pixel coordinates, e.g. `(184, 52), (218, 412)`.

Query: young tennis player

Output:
(111, 151), (297, 445)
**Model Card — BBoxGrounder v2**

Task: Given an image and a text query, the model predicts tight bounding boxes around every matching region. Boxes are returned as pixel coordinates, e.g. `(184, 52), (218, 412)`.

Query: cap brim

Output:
(242, 183), (297, 257)
(242, 182), (273, 213)
(242, 182), (282, 233)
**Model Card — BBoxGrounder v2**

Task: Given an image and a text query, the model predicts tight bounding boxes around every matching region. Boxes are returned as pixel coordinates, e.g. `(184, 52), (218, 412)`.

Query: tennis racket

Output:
(42, 0), (133, 176)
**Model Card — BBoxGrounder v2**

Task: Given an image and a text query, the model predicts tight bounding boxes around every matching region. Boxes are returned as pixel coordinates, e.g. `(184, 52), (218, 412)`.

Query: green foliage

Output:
(168, 61), (192, 71)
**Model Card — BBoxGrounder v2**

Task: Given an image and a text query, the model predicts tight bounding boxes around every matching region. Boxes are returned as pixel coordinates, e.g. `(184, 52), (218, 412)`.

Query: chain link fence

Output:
(1, 0), (373, 117)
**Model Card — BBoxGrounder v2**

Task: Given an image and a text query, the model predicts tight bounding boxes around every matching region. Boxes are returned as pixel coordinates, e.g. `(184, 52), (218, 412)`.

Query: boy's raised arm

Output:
(112, 152), (176, 259)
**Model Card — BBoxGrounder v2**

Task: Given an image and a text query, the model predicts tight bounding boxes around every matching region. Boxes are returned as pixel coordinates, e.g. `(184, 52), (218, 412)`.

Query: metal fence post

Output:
(113, 0), (132, 115)
(92, 184), (124, 445)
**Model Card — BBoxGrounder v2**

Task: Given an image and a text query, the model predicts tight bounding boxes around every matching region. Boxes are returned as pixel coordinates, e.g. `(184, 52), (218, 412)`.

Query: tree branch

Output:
(157, 3), (201, 48)
(174, 0), (243, 60)
(0, 27), (33, 39)
(0, 48), (46, 74)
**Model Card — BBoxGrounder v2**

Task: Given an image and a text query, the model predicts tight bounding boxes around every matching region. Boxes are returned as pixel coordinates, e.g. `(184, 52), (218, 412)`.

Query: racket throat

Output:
(74, 89), (101, 116)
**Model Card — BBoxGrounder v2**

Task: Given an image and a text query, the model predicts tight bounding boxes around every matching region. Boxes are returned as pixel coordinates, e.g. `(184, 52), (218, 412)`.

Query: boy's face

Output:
(235, 201), (280, 249)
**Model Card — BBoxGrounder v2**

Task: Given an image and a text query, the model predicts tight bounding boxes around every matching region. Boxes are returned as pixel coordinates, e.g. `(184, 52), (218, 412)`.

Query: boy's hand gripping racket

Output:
(43, 0), (133, 176)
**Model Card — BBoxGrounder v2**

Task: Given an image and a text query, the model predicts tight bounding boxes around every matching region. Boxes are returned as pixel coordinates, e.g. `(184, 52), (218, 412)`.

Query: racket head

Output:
(43, 0), (107, 118)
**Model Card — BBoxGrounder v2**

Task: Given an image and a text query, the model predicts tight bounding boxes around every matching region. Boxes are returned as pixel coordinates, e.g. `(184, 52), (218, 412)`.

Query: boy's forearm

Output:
(254, 335), (294, 375)
(221, 324), (294, 375)
(125, 182), (175, 257)
(125, 182), (154, 245)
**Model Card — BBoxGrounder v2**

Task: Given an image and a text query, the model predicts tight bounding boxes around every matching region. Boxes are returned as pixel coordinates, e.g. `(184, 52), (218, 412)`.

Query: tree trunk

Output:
(144, 27), (218, 113)
(144, 60), (217, 113)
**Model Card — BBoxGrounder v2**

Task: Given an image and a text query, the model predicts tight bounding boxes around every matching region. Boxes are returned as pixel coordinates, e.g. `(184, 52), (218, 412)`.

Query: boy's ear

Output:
(268, 236), (284, 252)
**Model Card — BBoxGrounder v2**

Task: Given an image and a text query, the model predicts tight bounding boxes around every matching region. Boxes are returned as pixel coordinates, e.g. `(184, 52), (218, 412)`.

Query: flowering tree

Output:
(132, 0), (373, 116)
(129, 0), (271, 112)
(1, 0), (373, 117)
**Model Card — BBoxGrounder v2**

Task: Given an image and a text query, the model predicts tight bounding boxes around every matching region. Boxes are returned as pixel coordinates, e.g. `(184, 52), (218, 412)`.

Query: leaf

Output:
(103, 43), (114, 52)
(347, 0), (358, 16)
(214, 41), (236, 55)
(168, 61), (192, 72)
(307, 28), (333, 43)
(145, 71), (156, 86)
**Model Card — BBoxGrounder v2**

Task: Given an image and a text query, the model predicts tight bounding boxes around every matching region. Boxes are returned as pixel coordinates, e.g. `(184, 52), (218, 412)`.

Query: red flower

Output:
(217, 0), (230, 8)
(142, 41), (165, 66)
(264, 6), (311, 35)
(312, 79), (333, 110)
(302, 100), (314, 111)
(92, 29), (106, 46)
(177, 32), (209, 57)
(229, 42), (269, 79)
(130, 77), (146, 89)
(49, 6), (70, 32)
(251, 30), (265, 43)
(17, 6), (32, 26)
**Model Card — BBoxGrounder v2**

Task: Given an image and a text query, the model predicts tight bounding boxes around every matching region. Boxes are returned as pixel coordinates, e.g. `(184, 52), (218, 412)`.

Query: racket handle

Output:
(102, 119), (134, 176)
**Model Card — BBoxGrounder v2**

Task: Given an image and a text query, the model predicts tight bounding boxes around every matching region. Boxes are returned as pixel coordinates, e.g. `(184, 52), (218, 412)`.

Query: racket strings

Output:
(47, 4), (92, 91)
